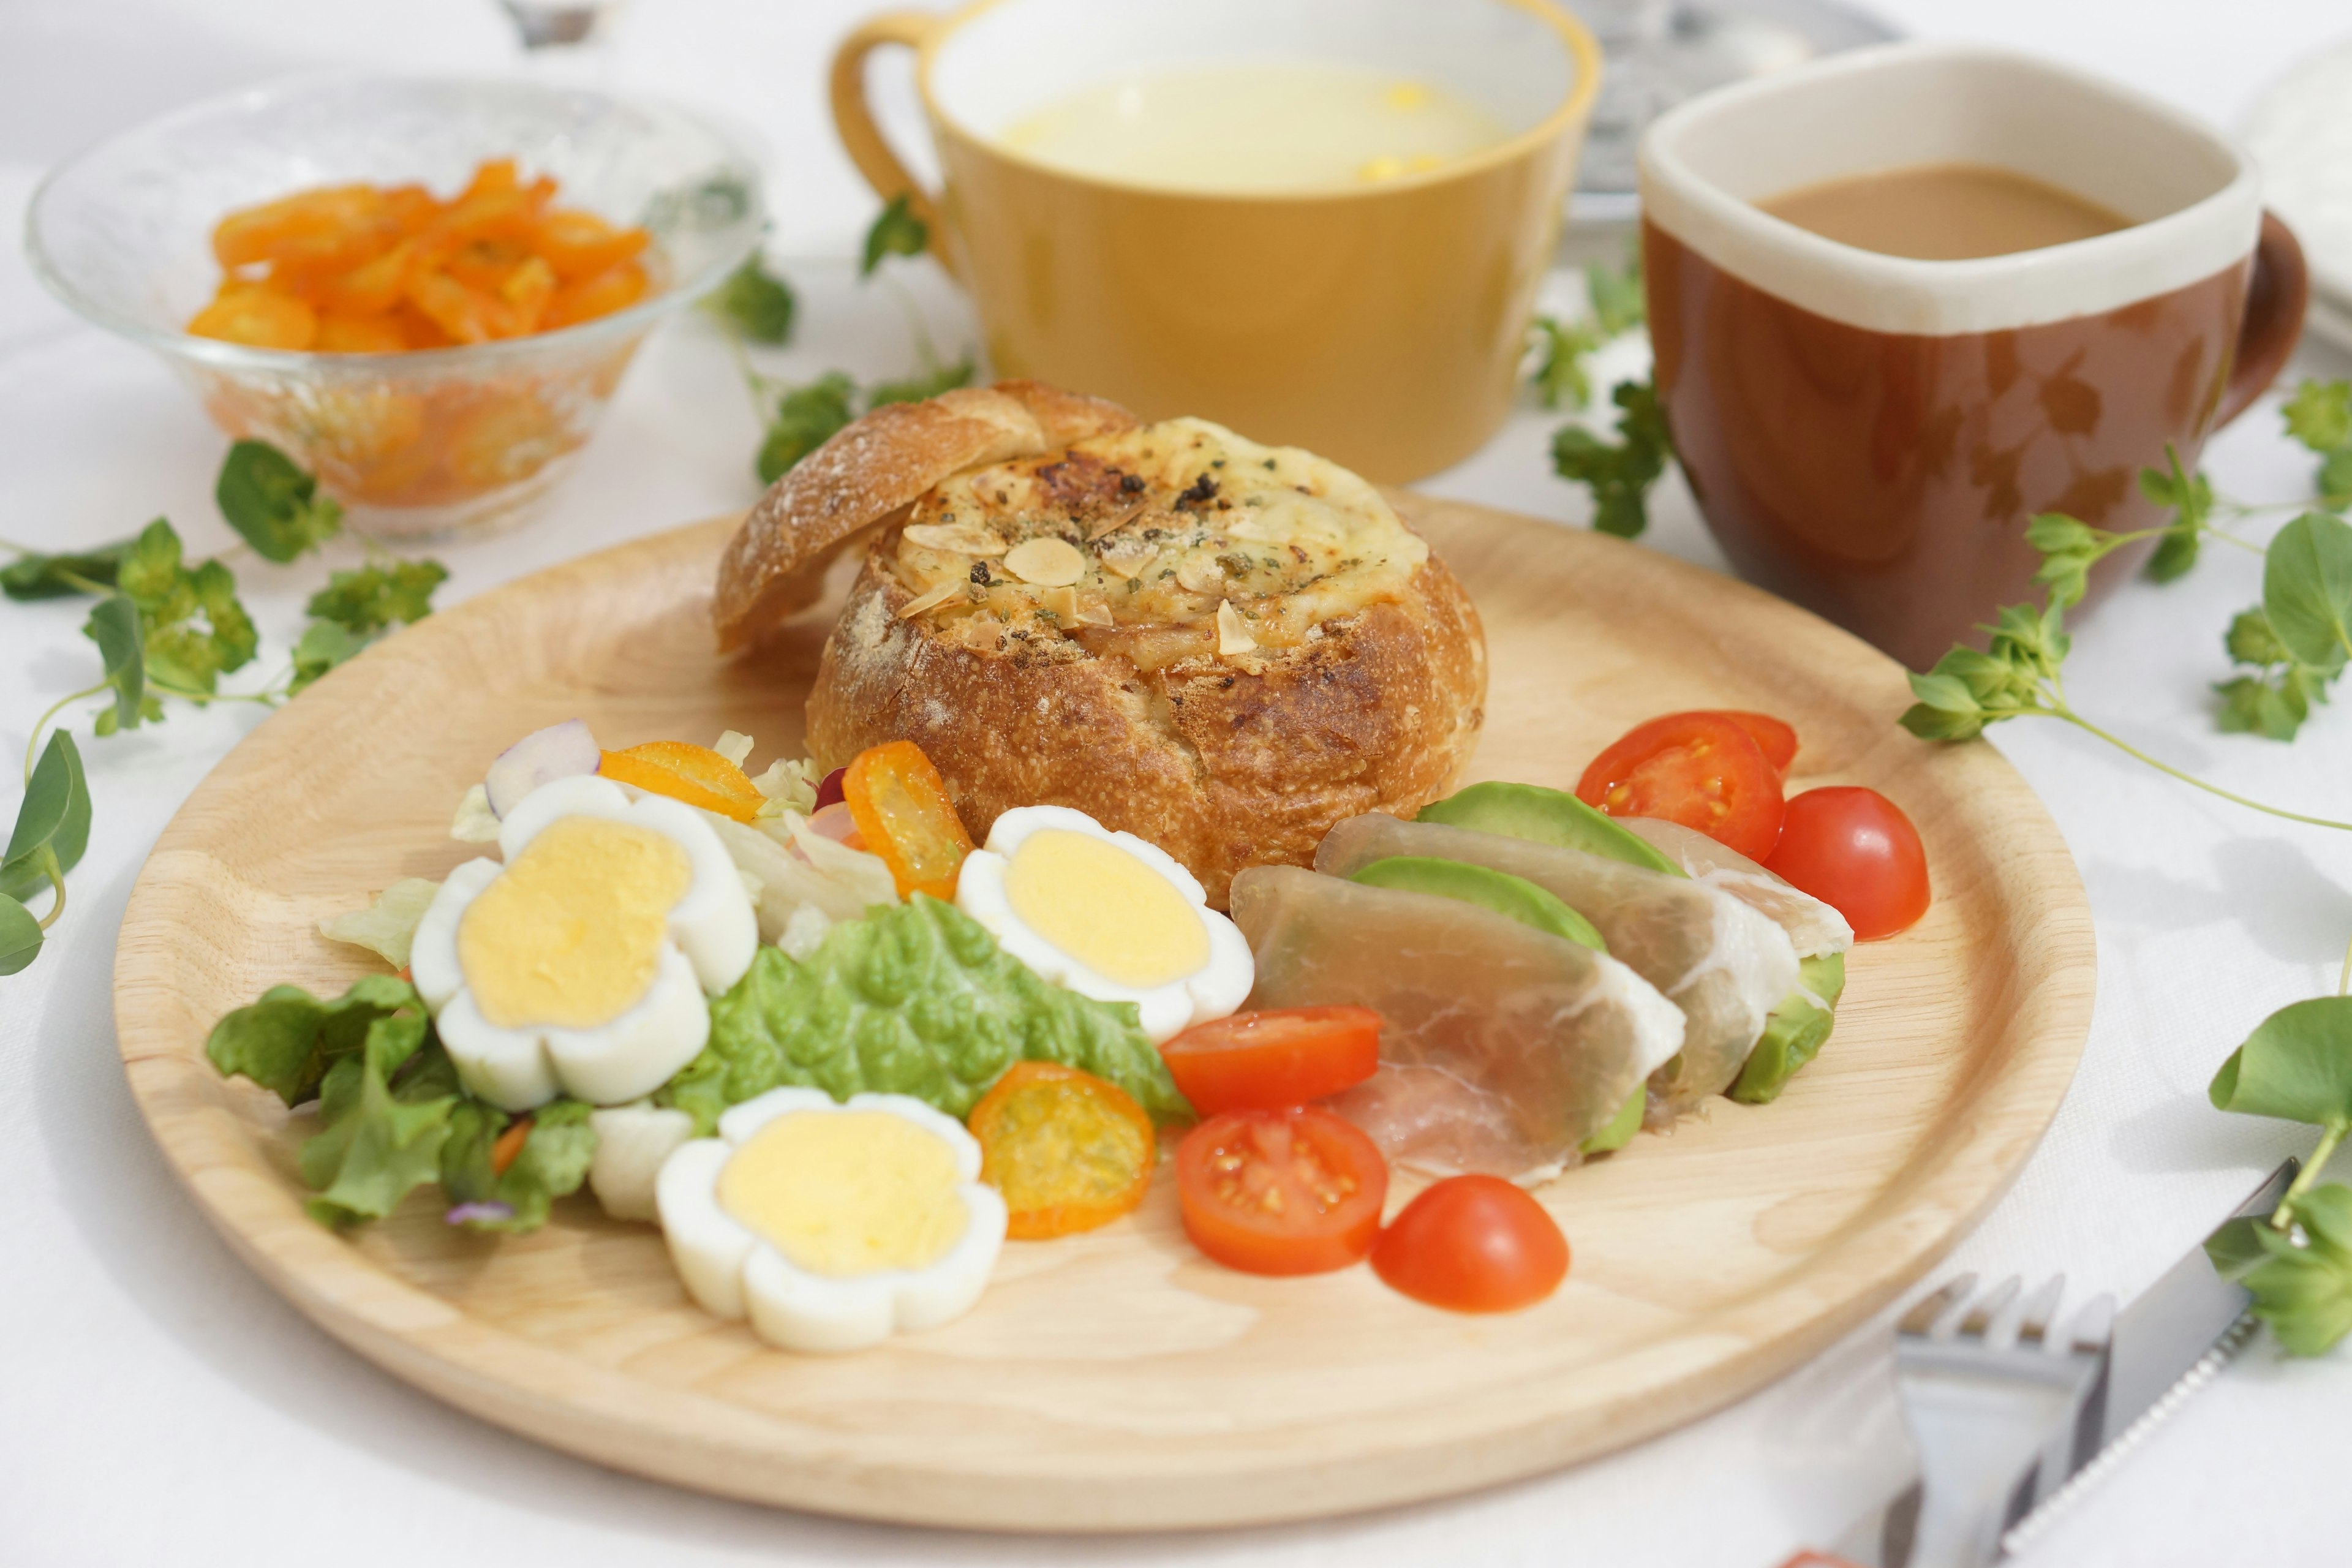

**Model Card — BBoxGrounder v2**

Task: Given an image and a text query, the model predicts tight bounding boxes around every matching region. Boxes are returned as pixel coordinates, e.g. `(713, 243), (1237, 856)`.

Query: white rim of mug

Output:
(1636, 40), (2264, 337)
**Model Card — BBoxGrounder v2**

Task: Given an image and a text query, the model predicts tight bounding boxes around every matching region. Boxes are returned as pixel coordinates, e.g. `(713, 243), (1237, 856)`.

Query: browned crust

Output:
(712, 380), (1135, 650)
(807, 541), (1487, 907)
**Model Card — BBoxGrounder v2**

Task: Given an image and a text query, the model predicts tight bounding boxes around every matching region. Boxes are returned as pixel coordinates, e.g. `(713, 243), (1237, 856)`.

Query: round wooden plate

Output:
(113, 495), (2093, 1532)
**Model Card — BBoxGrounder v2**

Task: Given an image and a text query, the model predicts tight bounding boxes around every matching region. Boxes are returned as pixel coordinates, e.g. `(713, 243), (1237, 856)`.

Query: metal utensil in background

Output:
(1787, 1159), (2299, 1568)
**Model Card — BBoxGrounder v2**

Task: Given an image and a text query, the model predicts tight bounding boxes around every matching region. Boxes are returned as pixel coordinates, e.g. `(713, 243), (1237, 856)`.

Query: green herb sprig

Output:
(1528, 254), (1647, 412)
(2, 441), (446, 973)
(703, 254), (797, 345)
(715, 202), (978, 484)
(1550, 379), (1672, 540)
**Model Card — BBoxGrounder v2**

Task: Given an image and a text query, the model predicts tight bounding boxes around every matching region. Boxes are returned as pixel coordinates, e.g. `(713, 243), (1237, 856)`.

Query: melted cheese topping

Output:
(457, 816), (692, 1030)
(717, 1110), (968, 1278)
(1001, 827), (1210, 987)
(887, 418), (1427, 670)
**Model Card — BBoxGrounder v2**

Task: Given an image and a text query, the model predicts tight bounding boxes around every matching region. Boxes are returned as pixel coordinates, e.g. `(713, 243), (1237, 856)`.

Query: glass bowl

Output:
(25, 74), (766, 539)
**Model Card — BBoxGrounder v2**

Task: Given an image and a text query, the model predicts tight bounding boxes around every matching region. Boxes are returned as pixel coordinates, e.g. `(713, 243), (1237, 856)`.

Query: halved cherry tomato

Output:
(597, 741), (765, 823)
(1575, 710), (1786, 861)
(1713, 710), (1798, 774)
(1176, 1107), (1388, 1275)
(969, 1062), (1156, 1240)
(1159, 1007), (1382, 1114)
(1371, 1175), (1569, 1313)
(843, 741), (973, 901)
(1764, 786), (1930, 940)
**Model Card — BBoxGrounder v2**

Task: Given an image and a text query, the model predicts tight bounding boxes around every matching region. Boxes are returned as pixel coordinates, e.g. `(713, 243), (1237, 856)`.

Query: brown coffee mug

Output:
(1638, 42), (2309, 671)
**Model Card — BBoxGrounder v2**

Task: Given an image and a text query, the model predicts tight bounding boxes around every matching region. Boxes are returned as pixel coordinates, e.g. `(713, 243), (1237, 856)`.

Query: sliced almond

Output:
(895, 579), (964, 620)
(1077, 597), (1116, 627)
(903, 522), (1010, 557)
(1087, 500), (1150, 541)
(1041, 584), (1079, 621)
(1176, 552), (1226, 594)
(1097, 536), (1155, 579)
(1003, 536), (1087, 587)
(1216, 600), (1257, 657)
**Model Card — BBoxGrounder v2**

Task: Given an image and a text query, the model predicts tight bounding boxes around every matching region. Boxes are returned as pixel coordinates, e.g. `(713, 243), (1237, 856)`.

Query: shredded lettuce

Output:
(317, 876), (440, 969)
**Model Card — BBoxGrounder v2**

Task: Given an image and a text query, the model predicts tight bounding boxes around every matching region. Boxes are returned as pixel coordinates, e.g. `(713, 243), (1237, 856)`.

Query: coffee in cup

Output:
(1638, 42), (2307, 670)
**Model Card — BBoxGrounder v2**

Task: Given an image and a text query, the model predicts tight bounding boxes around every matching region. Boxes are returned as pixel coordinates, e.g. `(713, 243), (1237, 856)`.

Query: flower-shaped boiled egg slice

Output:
(657, 1088), (1008, 1352)
(410, 775), (757, 1110)
(954, 805), (1253, 1043)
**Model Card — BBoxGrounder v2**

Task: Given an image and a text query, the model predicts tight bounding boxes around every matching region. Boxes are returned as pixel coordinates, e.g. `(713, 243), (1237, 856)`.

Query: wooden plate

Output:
(113, 496), (2093, 1532)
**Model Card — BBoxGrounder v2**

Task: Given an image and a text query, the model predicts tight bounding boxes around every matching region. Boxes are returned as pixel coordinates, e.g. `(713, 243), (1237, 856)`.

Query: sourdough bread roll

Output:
(715, 387), (1486, 907)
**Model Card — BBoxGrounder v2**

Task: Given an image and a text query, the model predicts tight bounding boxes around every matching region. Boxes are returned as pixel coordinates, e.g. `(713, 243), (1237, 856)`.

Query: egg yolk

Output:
(718, 1111), (968, 1278)
(1002, 829), (1209, 989)
(457, 815), (693, 1030)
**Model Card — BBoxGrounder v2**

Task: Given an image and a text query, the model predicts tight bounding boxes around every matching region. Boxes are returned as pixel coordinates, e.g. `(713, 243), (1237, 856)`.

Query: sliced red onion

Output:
(445, 1200), (515, 1226)
(484, 719), (600, 819)
(805, 801), (861, 845)
(813, 767), (847, 811)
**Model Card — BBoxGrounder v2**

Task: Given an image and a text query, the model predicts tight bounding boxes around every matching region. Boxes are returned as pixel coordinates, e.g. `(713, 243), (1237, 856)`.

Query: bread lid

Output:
(712, 379), (1136, 650)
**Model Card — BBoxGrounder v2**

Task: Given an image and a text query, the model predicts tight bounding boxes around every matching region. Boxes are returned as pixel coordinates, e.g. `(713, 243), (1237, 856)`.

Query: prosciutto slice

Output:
(1619, 816), (1853, 959)
(1314, 813), (1799, 1114)
(1228, 865), (1683, 1182)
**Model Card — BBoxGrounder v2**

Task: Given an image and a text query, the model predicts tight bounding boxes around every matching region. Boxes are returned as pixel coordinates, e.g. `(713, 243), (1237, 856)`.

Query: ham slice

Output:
(1227, 865), (1683, 1183)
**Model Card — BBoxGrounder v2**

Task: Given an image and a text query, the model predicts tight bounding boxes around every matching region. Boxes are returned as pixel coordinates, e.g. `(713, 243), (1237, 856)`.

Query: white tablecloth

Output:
(6, 2), (2351, 1563)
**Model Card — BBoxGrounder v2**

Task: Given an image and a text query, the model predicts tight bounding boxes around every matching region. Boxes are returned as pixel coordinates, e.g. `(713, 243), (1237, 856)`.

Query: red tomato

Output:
(1765, 786), (1931, 940)
(1177, 1107), (1389, 1275)
(1713, 710), (1798, 774)
(1371, 1175), (1570, 1313)
(1159, 1007), (1382, 1114)
(1575, 711), (1787, 861)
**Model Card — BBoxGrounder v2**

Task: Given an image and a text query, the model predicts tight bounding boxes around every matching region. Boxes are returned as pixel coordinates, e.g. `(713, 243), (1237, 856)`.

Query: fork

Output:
(1880, 1272), (2115, 1568)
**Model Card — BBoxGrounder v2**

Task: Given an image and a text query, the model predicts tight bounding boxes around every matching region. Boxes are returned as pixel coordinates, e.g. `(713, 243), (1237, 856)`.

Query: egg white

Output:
(410, 775), (758, 1111)
(656, 1087), (1008, 1353)
(954, 805), (1253, 1044)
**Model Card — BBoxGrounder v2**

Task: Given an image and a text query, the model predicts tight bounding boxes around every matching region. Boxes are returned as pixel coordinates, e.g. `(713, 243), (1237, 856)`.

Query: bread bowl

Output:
(712, 381), (1486, 906)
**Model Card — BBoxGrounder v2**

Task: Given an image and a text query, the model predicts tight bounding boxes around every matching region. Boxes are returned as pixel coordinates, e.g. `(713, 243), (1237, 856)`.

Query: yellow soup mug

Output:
(831, 0), (1600, 481)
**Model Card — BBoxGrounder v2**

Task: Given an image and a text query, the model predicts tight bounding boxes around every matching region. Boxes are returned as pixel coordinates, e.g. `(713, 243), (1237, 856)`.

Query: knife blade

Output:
(1994, 1158), (2297, 1555)
(1788, 1158), (2298, 1568)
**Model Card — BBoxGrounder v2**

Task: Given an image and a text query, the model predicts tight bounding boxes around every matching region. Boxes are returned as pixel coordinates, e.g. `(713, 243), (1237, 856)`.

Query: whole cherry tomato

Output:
(1371, 1175), (1570, 1313)
(1159, 1006), (1382, 1114)
(1764, 786), (1930, 940)
(1575, 711), (1786, 861)
(1176, 1107), (1388, 1276)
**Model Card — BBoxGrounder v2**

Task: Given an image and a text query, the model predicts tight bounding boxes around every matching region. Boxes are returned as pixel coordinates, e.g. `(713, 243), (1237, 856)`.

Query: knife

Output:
(1788, 1159), (2297, 1568)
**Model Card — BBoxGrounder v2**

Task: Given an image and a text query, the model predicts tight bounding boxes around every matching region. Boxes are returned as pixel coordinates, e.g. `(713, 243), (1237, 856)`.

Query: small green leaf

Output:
(2244, 1182), (2352, 1355)
(2215, 673), (2313, 741)
(2262, 511), (2352, 674)
(2205, 1215), (2272, 1281)
(1551, 377), (1672, 540)
(1585, 254), (1646, 340)
(1527, 315), (1599, 411)
(2283, 379), (2352, 454)
(2146, 526), (2201, 583)
(1, 540), (130, 601)
(860, 192), (930, 277)
(2227, 606), (2292, 666)
(0, 892), (40, 975)
(1, 731), (90, 905)
(2136, 447), (2214, 584)
(305, 559), (448, 636)
(2209, 995), (2352, 1129)
(115, 518), (183, 607)
(865, 355), (975, 410)
(205, 973), (426, 1107)
(2319, 448), (2352, 512)
(289, 620), (369, 695)
(298, 1016), (458, 1227)
(82, 593), (148, 735)
(215, 439), (343, 563)
(704, 254), (797, 344)
(755, 372), (858, 484)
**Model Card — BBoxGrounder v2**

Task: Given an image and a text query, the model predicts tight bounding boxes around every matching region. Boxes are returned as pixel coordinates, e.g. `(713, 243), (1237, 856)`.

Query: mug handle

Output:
(2214, 210), (2309, 429)
(829, 12), (957, 279)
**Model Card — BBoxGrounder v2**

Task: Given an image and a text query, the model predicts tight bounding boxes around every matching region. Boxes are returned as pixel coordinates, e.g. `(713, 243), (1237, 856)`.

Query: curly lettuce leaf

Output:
(440, 1098), (597, 1232)
(661, 894), (1188, 1131)
(206, 973), (428, 1106)
(296, 1016), (459, 1227)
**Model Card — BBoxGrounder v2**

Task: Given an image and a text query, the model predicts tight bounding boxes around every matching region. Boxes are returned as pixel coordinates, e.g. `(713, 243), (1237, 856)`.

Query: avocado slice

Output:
(1349, 855), (1605, 952)
(1417, 780), (1683, 877)
(1579, 1085), (1646, 1154)
(1729, 952), (1847, 1105)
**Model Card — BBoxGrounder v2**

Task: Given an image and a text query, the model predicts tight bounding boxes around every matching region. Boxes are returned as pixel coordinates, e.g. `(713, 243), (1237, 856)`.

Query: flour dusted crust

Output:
(717, 392), (1486, 908)
(711, 380), (1136, 650)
